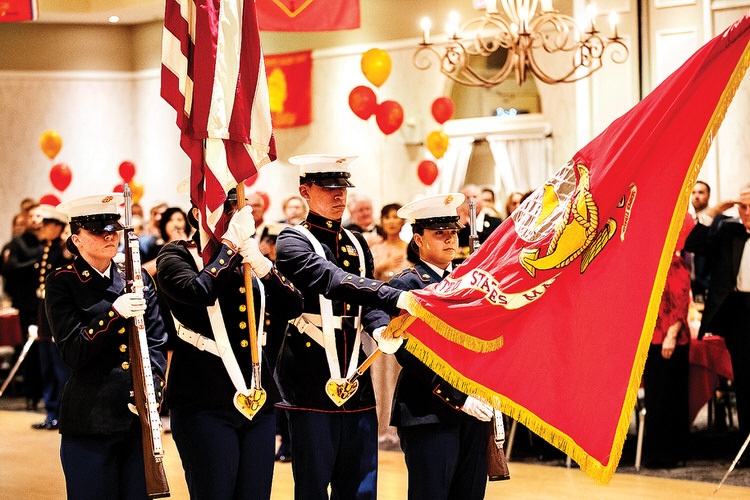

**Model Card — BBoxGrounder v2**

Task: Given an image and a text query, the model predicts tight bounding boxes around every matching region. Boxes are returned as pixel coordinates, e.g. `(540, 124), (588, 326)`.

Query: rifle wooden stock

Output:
(123, 203), (170, 498)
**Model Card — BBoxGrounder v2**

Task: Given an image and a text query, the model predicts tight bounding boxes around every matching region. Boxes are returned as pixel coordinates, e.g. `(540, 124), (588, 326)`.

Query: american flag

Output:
(161, 0), (276, 262)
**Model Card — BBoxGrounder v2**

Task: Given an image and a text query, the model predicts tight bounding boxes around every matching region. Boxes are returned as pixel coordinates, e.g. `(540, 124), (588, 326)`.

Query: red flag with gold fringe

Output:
(161, 0), (276, 262)
(392, 12), (750, 483)
(265, 50), (312, 128)
(256, 0), (359, 32)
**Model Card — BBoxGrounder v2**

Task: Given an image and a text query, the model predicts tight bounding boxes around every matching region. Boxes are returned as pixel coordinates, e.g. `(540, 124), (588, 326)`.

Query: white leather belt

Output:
(175, 322), (226, 358)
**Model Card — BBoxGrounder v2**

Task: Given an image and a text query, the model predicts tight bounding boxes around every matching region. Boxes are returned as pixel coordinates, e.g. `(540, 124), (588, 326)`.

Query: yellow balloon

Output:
(40, 130), (63, 160)
(426, 130), (450, 159)
(129, 180), (145, 204)
(361, 48), (391, 88)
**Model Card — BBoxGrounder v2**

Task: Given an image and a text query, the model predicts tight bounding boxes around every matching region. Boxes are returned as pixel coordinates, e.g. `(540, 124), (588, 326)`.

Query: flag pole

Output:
(713, 430), (750, 494)
(236, 182), (267, 416)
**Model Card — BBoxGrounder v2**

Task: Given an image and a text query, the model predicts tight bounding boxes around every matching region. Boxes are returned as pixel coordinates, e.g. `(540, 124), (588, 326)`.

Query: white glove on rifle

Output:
(461, 395), (493, 422)
(222, 206), (256, 250)
(113, 292), (147, 319)
(240, 238), (273, 278)
(373, 326), (403, 354)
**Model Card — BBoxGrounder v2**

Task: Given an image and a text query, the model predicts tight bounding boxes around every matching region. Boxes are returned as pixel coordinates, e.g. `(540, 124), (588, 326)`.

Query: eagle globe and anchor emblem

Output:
(512, 162), (621, 277)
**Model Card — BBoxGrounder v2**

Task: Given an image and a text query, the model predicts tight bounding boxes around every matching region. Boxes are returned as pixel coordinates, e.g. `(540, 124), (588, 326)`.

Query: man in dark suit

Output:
(274, 154), (406, 500)
(367, 193), (494, 500)
(685, 185), (750, 437)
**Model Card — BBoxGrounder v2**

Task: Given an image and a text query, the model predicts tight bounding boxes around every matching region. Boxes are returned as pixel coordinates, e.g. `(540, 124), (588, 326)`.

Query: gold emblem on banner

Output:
(514, 163), (617, 277)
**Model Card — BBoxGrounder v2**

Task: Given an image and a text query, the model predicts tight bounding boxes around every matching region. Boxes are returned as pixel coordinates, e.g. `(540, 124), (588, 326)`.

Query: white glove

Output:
(222, 206), (256, 249)
(113, 292), (147, 319)
(396, 291), (410, 310)
(461, 395), (493, 422)
(239, 238), (273, 277)
(373, 326), (403, 354)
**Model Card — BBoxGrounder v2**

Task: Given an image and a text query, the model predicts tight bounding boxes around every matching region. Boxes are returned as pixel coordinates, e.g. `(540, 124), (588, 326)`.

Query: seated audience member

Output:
(480, 188), (502, 218)
(345, 193), (378, 244)
(281, 195), (308, 225)
(142, 207), (189, 276)
(504, 192), (523, 218)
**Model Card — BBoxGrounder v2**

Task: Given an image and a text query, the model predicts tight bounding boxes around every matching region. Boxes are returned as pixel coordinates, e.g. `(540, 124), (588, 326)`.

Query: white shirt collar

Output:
(421, 259), (452, 278)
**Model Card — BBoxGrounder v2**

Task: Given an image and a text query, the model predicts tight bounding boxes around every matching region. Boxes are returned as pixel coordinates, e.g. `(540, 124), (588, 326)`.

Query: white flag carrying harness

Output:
(173, 247), (266, 396)
(290, 225), (366, 382)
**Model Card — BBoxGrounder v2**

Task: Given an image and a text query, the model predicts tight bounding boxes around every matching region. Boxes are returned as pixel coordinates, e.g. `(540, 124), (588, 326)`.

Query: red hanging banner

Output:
(0, 0), (38, 22)
(256, 0), (360, 32)
(265, 50), (313, 128)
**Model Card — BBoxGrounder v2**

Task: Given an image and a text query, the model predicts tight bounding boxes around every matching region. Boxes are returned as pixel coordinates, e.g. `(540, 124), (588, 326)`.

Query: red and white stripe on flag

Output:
(161, 0), (277, 262)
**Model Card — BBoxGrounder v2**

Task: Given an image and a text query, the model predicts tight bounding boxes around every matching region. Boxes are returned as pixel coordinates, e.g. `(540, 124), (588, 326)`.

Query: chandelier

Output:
(414, 0), (629, 87)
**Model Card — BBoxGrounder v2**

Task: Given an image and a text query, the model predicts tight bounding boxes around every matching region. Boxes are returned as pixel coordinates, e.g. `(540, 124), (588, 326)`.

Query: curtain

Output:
(429, 136), (475, 195)
(486, 135), (552, 206)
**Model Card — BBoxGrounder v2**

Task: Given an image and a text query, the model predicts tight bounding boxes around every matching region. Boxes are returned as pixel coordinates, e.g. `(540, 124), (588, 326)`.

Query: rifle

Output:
(122, 184), (170, 498)
(469, 197), (510, 481)
(0, 326), (37, 397)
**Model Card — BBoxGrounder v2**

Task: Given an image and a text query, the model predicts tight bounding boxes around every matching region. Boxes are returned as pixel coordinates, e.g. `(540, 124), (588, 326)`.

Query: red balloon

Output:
(255, 190), (270, 210)
(113, 183), (125, 193)
(375, 100), (404, 135)
(348, 86), (378, 120)
(431, 97), (455, 125)
(119, 161), (136, 182)
(40, 194), (61, 206)
(50, 163), (72, 191)
(417, 160), (439, 186)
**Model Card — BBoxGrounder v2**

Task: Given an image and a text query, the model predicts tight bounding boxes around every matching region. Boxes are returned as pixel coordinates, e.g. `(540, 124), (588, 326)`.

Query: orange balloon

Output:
(361, 48), (391, 88)
(40, 130), (63, 160)
(426, 130), (450, 159)
(129, 180), (144, 204)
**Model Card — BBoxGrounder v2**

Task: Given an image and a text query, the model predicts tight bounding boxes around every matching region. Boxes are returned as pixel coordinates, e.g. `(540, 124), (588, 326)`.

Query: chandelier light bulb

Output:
(609, 12), (619, 37)
(421, 17), (432, 44)
(586, 4), (597, 30)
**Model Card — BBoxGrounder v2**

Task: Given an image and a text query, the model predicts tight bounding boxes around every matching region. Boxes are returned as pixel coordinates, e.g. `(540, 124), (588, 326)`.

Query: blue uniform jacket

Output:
(274, 212), (402, 412)
(368, 261), (476, 427)
(45, 257), (168, 435)
(156, 240), (303, 415)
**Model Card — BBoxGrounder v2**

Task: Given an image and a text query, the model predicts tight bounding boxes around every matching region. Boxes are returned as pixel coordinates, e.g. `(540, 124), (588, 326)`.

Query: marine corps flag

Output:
(256, 0), (360, 31)
(161, 0), (276, 262)
(392, 12), (750, 483)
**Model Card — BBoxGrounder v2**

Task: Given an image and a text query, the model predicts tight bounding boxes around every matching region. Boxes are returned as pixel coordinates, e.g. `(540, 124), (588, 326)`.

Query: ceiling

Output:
(37, 0), (164, 25)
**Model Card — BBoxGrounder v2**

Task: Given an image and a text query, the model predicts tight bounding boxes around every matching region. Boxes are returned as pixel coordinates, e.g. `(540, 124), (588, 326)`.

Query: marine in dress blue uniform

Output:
(274, 155), (405, 500)
(156, 198), (303, 500)
(33, 205), (73, 430)
(368, 194), (493, 500)
(45, 194), (168, 500)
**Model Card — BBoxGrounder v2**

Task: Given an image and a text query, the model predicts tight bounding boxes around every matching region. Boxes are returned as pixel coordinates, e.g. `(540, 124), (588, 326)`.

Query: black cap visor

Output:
(414, 216), (463, 231)
(303, 171), (355, 188)
(71, 214), (124, 233)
